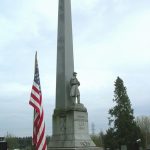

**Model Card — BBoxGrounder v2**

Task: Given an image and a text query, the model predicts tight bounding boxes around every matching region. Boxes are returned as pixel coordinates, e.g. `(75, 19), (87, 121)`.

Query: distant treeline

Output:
(5, 135), (51, 150)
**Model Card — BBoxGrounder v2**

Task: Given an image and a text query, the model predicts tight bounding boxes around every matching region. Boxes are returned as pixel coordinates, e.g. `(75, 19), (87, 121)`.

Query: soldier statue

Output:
(70, 72), (80, 104)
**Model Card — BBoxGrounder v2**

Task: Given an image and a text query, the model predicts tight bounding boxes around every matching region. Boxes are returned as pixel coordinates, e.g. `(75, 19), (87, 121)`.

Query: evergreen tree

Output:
(104, 128), (117, 150)
(106, 77), (142, 150)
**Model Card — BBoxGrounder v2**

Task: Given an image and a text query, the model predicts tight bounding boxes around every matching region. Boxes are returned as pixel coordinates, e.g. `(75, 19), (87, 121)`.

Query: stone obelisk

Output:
(48, 0), (101, 149)
(56, 0), (74, 109)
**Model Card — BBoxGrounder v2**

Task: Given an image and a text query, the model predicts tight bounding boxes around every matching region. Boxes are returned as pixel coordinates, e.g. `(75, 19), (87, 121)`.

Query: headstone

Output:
(121, 145), (127, 150)
(146, 145), (150, 150)
(139, 147), (143, 150)
(48, 0), (101, 149)
(0, 141), (7, 150)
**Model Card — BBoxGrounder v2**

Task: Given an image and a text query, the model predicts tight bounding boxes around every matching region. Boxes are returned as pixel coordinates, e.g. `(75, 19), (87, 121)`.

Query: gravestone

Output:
(48, 0), (101, 149)
(121, 145), (127, 150)
(0, 141), (7, 150)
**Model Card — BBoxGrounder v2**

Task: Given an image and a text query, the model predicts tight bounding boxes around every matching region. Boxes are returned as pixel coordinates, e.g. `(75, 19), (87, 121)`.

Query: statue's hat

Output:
(73, 72), (77, 75)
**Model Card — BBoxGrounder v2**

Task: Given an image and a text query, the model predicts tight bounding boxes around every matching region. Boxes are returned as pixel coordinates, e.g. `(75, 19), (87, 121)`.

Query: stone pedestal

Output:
(48, 148), (101, 150)
(48, 104), (101, 150)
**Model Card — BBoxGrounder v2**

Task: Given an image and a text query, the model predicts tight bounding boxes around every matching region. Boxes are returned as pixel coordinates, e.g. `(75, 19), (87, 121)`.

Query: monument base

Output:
(48, 104), (101, 150)
(48, 147), (102, 150)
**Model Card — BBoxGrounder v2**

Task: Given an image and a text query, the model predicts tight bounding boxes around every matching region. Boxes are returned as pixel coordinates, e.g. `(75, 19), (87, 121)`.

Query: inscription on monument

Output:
(79, 121), (84, 130)
(80, 141), (90, 147)
(60, 117), (66, 134)
(76, 115), (87, 130)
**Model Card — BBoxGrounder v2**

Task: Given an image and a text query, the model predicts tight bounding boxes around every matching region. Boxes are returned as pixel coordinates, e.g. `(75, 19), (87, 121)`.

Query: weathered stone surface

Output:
(48, 109), (101, 149)
(68, 103), (87, 112)
(48, 0), (102, 149)
(56, 0), (74, 109)
(48, 148), (102, 150)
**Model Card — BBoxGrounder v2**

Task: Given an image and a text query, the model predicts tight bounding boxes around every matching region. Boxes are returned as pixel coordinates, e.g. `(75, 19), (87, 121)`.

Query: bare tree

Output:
(136, 116), (150, 147)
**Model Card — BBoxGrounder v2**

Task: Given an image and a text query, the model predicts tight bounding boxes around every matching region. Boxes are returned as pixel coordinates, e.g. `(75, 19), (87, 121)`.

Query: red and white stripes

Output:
(29, 53), (47, 150)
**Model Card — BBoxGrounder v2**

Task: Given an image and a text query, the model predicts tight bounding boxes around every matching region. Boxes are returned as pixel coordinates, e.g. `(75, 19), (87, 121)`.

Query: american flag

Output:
(29, 52), (47, 150)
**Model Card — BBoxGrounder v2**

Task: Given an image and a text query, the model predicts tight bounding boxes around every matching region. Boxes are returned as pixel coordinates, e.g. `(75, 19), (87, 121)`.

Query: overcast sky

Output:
(0, 0), (150, 137)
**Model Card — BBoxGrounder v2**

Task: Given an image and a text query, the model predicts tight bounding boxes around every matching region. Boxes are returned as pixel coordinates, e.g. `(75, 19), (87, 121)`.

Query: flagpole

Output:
(32, 110), (36, 150)
(32, 52), (37, 150)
